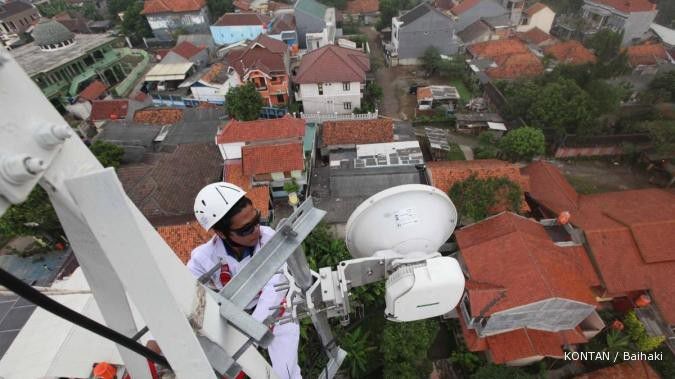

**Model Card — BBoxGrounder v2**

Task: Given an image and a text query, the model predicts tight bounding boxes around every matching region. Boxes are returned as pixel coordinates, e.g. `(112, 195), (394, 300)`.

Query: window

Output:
(342, 82), (350, 91)
(344, 102), (351, 110)
(318, 83), (323, 95)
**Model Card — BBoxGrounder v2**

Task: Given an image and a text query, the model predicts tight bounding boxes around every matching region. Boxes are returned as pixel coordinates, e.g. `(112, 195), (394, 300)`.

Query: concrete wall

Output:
(397, 11), (460, 59)
(295, 9), (326, 49)
(299, 81), (362, 114)
(517, 7), (555, 33)
(623, 10), (657, 45)
(218, 142), (245, 160)
(455, 0), (508, 31)
(210, 24), (266, 45)
(147, 9), (210, 40)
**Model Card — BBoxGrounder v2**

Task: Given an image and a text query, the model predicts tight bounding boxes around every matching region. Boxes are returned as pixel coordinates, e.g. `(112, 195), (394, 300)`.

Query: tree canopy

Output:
(499, 127), (546, 162)
(381, 319), (438, 378)
(120, 1), (152, 44)
(207, 0), (233, 21)
(584, 29), (623, 62)
(90, 141), (125, 168)
(0, 187), (62, 240)
(449, 175), (523, 222)
(377, 0), (419, 30)
(225, 83), (263, 121)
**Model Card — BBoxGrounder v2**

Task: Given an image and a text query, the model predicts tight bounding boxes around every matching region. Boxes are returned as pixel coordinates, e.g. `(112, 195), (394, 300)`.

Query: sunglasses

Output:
(229, 210), (261, 237)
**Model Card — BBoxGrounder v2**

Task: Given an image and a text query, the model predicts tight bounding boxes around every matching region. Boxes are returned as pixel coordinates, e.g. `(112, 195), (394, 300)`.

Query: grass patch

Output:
(447, 143), (466, 161)
(449, 79), (473, 101)
(565, 175), (617, 194)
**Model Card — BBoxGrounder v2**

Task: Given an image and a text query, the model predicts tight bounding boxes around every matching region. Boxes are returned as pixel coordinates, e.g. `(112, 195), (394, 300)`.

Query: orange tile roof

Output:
(456, 212), (599, 317)
(216, 115), (305, 144)
(451, 0), (480, 15)
(133, 108), (184, 125)
(156, 221), (212, 263)
(242, 142), (304, 175)
(345, 0), (379, 14)
(142, 0), (206, 14)
(200, 63), (226, 84)
(468, 38), (543, 79)
(626, 42), (669, 67)
(589, 0), (656, 13)
(524, 2), (548, 15)
(171, 41), (205, 60)
(90, 99), (129, 121)
(517, 27), (554, 45)
(224, 162), (270, 219)
(322, 119), (394, 146)
(575, 361), (661, 379)
(545, 40), (597, 65)
(213, 12), (270, 26)
(427, 160), (530, 212)
(233, 0), (251, 11)
(521, 161), (579, 214)
(524, 161), (675, 325)
(79, 80), (107, 101)
(294, 45), (370, 84)
(416, 86), (433, 101)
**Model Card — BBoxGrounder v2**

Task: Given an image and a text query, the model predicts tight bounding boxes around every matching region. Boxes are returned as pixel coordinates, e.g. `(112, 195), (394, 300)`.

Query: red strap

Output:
(219, 264), (232, 286)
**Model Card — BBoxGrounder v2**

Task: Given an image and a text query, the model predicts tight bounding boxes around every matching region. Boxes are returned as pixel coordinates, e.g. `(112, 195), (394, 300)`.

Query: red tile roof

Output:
(142, 0), (206, 14)
(345, 0), (379, 14)
(451, 0), (480, 15)
(456, 212), (599, 317)
(226, 35), (287, 78)
(79, 80), (107, 102)
(517, 27), (554, 45)
(233, 0), (251, 11)
(90, 99), (129, 121)
(242, 142), (304, 175)
(133, 108), (184, 125)
(468, 38), (544, 79)
(524, 161), (675, 324)
(156, 221), (212, 263)
(216, 115), (305, 144)
(524, 2), (549, 15)
(427, 160), (530, 212)
(521, 161), (579, 214)
(626, 42), (669, 67)
(224, 161), (270, 219)
(545, 40), (597, 65)
(435, 0), (454, 11)
(575, 361), (661, 379)
(171, 41), (205, 60)
(213, 12), (270, 27)
(322, 119), (394, 146)
(589, 0), (656, 13)
(294, 45), (370, 84)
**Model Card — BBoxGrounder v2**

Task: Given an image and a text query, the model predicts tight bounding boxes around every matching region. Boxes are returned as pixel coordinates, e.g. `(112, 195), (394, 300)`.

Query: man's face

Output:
(223, 203), (261, 247)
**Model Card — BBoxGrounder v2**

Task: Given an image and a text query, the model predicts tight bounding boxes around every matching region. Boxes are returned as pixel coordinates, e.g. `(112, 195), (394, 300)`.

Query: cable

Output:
(0, 267), (172, 370)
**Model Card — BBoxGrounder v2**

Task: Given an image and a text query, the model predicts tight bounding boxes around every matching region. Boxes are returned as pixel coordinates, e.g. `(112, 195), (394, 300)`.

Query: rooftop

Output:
(171, 41), (206, 60)
(467, 38), (544, 79)
(10, 33), (116, 76)
(223, 162), (271, 219)
(451, 0), (481, 16)
(242, 142), (304, 175)
(162, 108), (227, 145)
(524, 2), (550, 15)
(295, 0), (328, 19)
(78, 80), (107, 102)
(90, 99), (129, 121)
(545, 40), (597, 65)
(117, 143), (223, 224)
(269, 13), (296, 34)
(625, 42), (670, 67)
(216, 116), (305, 144)
(213, 12), (270, 26)
(574, 360), (661, 379)
(0, 1), (34, 19)
(586, 0), (656, 14)
(294, 44), (370, 84)
(517, 27), (554, 46)
(524, 161), (675, 324)
(225, 34), (287, 78)
(142, 0), (206, 14)
(650, 23), (675, 47)
(345, 0), (379, 14)
(457, 20), (491, 44)
(322, 118), (394, 146)
(156, 221), (212, 263)
(133, 108), (184, 125)
(400, 2), (448, 25)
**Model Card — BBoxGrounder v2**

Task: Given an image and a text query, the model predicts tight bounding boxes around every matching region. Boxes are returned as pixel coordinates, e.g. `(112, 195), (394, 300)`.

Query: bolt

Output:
(367, 269), (373, 276)
(24, 157), (45, 174)
(34, 124), (72, 149)
(1, 155), (43, 184)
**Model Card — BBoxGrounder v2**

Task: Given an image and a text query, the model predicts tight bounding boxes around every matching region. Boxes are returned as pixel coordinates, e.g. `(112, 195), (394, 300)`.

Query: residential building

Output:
(650, 23), (675, 51)
(416, 85), (460, 111)
(89, 99), (130, 127)
(544, 40), (597, 65)
(209, 13), (270, 46)
(625, 41), (672, 71)
(215, 115), (305, 160)
(142, 0), (210, 41)
(498, 0), (526, 25)
(457, 20), (494, 45)
(143, 41), (208, 95)
(450, 0), (509, 32)
(224, 34), (290, 106)
(78, 80), (109, 102)
(516, 27), (556, 48)
(0, 0), (39, 47)
(267, 12), (297, 47)
(389, 2), (460, 65)
(294, 0), (335, 49)
(293, 44), (369, 114)
(320, 118), (394, 157)
(467, 38), (543, 81)
(579, 0), (658, 46)
(524, 161), (675, 348)
(54, 11), (92, 34)
(344, 0), (379, 25)
(454, 113), (505, 134)
(455, 212), (603, 366)
(10, 18), (149, 112)
(517, 2), (555, 33)
(190, 63), (241, 105)
(241, 142), (306, 196)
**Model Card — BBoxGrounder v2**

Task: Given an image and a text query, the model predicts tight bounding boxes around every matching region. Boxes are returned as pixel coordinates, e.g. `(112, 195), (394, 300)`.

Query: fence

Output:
(299, 110), (378, 123)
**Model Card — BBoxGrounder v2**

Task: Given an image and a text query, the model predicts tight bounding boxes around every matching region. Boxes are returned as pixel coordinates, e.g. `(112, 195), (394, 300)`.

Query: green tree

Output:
(381, 319), (438, 378)
(121, 1), (152, 44)
(648, 71), (675, 102)
(449, 348), (484, 376)
(206, 0), (233, 21)
(634, 120), (675, 155)
(584, 29), (623, 61)
(37, 0), (75, 17)
(108, 0), (135, 17)
(526, 78), (594, 135)
(586, 80), (630, 116)
(449, 175), (523, 222)
(0, 187), (62, 240)
(377, 0), (419, 30)
(623, 311), (665, 352)
(226, 83), (263, 121)
(421, 46), (442, 76)
(82, 1), (103, 21)
(498, 127), (546, 161)
(474, 132), (500, 159)
(339, 327), (377, 378)
(361, 82), (383, 112)
(90, 141), (125, 168)
(471, 364), (534, 379)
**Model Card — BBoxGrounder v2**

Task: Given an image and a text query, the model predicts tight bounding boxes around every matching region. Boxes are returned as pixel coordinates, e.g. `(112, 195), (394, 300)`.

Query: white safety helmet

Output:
(194, 182), (247, 231)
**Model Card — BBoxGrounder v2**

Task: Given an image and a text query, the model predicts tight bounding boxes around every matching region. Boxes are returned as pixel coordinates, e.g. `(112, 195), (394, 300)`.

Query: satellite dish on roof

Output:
(346, 184), (458, 259)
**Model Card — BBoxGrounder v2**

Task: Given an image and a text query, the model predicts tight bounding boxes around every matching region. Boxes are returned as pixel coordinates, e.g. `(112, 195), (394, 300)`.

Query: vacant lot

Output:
(550, 159), (659, 194)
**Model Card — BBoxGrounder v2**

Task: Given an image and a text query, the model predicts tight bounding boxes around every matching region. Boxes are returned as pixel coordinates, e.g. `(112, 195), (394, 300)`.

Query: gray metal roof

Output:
(0, 1), (34, 19)
(162, 108), (227, 145)
(32, 18), (74, 47)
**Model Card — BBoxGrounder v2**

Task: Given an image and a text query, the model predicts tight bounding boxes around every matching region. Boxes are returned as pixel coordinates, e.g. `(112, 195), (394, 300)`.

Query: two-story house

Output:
(210, 12), (270, 46)
(225, 34), (290, 106)
(293, 44), (370, 114)
(389, 2), (460, 66)
(215, 115), (308, 197)
(142, 0), (210, 41)
(0, 1), (39, 47)
(450, 0), (509, 32)
(516, 2), (555, 33)
(455, 212), (604, 366)
(580, 0), (658, 46)
(294, 0), (335, 49)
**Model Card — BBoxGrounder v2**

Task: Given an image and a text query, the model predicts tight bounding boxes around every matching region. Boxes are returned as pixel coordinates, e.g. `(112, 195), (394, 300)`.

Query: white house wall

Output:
(517, 8), (555, 33)
(218, 142), (245, 160)
(299, 81), (362, 114)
